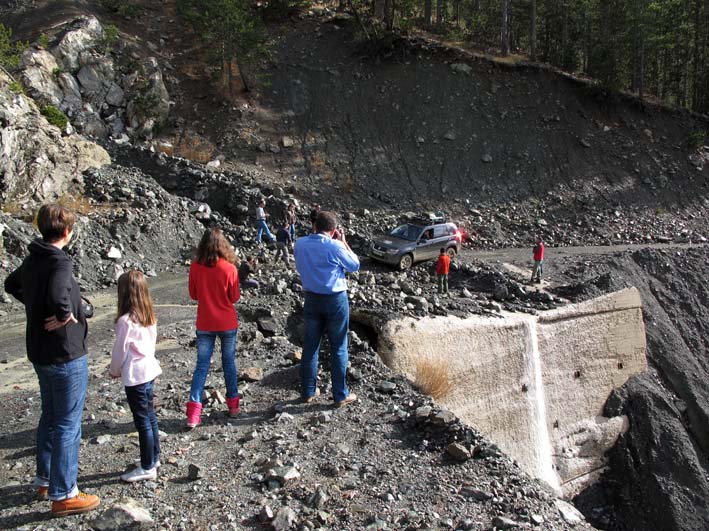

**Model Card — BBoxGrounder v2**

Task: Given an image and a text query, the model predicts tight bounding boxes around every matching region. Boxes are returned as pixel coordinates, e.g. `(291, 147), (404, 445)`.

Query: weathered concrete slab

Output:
(373, 288), (647, 496)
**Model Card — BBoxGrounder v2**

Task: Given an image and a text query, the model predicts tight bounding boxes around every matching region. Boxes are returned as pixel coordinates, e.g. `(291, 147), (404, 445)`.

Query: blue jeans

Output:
(189, 329), (239, 403)
(256, 219), (274, 244)
(33, 355), (88, 501)
(301, 291), (350, 402)
(288, 223), (296, 241)
(125, 380), (160, 470)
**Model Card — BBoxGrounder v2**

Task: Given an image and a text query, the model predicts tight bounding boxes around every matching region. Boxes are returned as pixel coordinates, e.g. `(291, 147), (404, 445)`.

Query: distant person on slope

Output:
(109, 270), (161, 483)
(238, 255), (260, 289)
(286, 203), (298, 243)
(531, 236), (545, 283)
(4, 203), (100, 517)
(275, 220), (293, 267)
(436, 248), (451, 294)
(186, 228), (241, 428)
(309, 204), (321, 233)
(255, 199), (275, 246)
(294, 211), (360, 407)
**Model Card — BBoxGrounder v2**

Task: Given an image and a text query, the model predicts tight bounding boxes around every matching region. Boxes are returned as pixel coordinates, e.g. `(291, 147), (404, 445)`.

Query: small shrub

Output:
(52, 67), (63, 77)
(687, 130), (707, 150)
(0, 23), (28, 69)
(40, 105), (68, 130)
(9, 80), (24, 94)
(102, 24), (119, 51)
(413, 357), (455, 399)
(117, 3), (143, 18)
(38, 33), (50, 48)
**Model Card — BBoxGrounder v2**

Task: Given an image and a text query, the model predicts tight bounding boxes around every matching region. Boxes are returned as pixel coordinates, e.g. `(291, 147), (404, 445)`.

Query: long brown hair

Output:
(195, 227), (236, 266)
(116, 270), (157, 326)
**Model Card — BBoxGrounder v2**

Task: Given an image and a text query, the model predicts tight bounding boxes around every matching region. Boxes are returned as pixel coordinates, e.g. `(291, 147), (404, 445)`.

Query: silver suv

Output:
(369, 218), (462, 270)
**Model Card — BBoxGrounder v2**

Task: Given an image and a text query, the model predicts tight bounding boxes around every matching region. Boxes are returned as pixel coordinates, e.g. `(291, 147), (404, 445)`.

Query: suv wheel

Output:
(398, 254), (413, 270)
(446, 247), (457, 259)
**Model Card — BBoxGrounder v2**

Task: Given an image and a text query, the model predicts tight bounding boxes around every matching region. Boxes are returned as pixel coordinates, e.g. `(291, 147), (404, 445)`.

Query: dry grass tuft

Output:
(413, 357), (455, 400)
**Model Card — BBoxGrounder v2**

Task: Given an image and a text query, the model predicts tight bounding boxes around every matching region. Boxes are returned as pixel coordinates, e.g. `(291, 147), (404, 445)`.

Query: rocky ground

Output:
(1, 2), (709, 531)
(0, 261), (593, 531)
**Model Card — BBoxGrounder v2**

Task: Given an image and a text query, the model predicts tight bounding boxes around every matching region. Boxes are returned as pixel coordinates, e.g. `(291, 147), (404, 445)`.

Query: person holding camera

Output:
(294, 211), (360, 407)
(4, 203), (100, 517)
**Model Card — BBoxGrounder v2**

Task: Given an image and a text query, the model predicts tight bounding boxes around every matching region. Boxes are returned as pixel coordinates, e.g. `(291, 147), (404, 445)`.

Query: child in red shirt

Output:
(186, 228), (241, 429)
(436, 248), (451, 294)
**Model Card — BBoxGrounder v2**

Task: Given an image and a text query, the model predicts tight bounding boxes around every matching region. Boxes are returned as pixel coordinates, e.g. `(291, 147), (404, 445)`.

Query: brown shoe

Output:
(37, 486), (49, 501)
(301, 387), (321, 404)
(51, 492), (100, 517)
(335, 393), (357, 408)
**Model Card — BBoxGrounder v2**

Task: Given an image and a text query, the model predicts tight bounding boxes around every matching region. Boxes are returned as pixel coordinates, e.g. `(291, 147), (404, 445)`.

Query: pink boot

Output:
(186, 401), (202, 429)
(226, 396), (241, 417)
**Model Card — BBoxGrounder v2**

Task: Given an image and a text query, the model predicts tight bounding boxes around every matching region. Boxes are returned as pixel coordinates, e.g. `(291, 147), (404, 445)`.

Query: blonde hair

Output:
(116, 270), (157, 326)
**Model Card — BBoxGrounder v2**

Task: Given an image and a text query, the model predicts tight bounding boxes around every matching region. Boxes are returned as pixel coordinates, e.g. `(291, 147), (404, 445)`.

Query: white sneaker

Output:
(121, 466), (157, 483)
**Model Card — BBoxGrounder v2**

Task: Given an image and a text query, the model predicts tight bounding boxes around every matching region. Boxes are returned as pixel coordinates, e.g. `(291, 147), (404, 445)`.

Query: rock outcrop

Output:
(0, 71), (109, 204)
(18, 15), (170, 140)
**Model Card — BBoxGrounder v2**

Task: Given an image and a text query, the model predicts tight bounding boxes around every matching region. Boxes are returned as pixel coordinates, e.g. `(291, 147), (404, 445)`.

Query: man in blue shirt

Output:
(294, 211), (360, 407)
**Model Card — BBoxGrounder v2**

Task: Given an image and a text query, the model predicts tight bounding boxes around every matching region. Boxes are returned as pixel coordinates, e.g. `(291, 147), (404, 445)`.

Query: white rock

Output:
(106, 246), (122, 259)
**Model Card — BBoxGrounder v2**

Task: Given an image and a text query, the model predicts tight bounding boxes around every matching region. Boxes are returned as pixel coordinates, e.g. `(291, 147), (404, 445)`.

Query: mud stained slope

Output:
(562, 247), (709, 531)
(262, 20), (708, 214)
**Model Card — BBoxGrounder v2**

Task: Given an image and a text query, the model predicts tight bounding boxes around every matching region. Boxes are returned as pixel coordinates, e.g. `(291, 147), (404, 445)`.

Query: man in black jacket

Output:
(5, 204), (100, 517)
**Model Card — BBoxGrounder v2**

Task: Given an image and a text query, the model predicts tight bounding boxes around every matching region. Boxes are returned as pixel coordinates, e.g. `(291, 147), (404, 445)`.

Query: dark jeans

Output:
(33, 355), (88, 500)
(125, 379), (160, 470)
(301, 291), (350, 402)
(189, 329), (239, 403)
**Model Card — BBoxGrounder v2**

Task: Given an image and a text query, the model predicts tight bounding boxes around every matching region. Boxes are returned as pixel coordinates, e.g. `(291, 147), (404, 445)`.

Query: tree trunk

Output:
(530, 0), (537, 60)
(436, 0), (444, 27)
(424, 0), (432, 27)
(501, 0), (510, 56)
(374, 0), (385, 20)
(384, 0), (394, 30)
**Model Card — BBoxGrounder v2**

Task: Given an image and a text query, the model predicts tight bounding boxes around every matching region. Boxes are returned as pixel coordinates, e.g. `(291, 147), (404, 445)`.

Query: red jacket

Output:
(189, 258), (240, 331)
(533, 242), (545, 261)
(436, 254), (451, 275)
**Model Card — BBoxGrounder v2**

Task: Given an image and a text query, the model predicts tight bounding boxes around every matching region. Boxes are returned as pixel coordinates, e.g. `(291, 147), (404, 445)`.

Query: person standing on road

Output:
(4, 203), (100, 517)
(255, 199), (275, 246)
(186, 228), (241, 428)
(436, 248), (451, 294)
(294, 211), (360, 407)
(109, 270), (162, 483)
(531, 236), (545, 283)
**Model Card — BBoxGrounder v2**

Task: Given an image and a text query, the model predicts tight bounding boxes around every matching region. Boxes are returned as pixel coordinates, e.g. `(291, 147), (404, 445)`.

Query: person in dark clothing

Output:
(309, 204), (321, 233)
(275, 221), (292, 267)
(4, 203), (100, 517)
(238, 256), (259, 289)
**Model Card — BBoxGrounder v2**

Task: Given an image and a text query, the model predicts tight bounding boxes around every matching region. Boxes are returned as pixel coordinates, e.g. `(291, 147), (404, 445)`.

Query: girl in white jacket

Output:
(109, 270), (161, 483)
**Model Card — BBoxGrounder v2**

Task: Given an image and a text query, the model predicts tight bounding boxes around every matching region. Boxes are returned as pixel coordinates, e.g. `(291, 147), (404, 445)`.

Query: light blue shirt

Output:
(294, 233), (360, 294)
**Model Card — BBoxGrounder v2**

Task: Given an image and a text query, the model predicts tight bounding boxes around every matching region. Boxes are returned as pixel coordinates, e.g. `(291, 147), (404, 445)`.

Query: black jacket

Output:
(4, 239), (88, 365)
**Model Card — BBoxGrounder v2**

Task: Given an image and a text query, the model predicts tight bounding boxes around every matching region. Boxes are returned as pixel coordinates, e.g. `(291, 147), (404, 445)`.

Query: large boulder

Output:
(19, 48), (63, 106)
(77, 56), (116, 109)
(52, 15), (104, 72)
(0, 71), (110, 204)
(125, 57), (170, 138)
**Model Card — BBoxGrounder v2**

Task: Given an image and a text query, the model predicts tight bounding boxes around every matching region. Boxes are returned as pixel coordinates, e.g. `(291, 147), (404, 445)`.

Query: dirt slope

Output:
(240, 20), (709, 218)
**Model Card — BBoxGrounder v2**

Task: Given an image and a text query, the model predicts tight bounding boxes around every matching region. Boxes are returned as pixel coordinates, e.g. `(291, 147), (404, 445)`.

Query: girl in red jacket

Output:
(186, 228), (241, 428)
